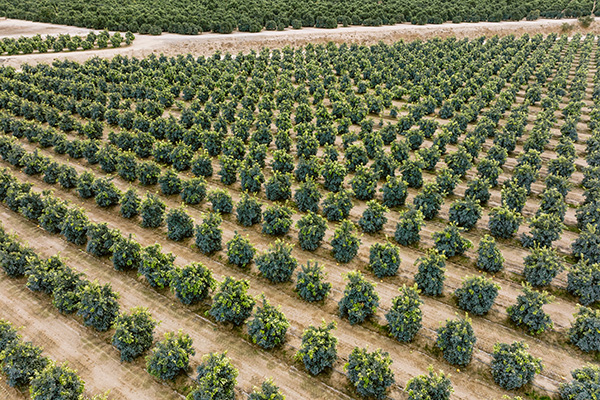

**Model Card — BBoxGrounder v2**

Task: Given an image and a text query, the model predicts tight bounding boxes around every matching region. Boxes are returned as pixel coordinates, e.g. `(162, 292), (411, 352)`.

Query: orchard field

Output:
(0, 26), (598, 400)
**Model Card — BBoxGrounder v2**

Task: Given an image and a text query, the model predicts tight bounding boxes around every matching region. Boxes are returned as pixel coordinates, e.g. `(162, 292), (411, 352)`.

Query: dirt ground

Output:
(0, 17), (599, 70)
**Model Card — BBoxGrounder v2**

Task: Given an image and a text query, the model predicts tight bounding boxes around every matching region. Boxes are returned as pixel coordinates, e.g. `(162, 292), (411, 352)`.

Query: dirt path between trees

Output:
(0, 17), (599, 69)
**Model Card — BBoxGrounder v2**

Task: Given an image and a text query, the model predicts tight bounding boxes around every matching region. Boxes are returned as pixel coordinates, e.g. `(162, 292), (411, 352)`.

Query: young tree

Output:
(405, 367), (453, 400)
(572, 224), (600, 264)
(77, 281), (120, 332)
(226, 232), (256, 268)
(60, 207), (89, 246)
(76, 171), (95, 199)
(189, 352), (238, 400)
(345, 347), (394, 399)
(321, 160), (346, 192)
(569, 306), (600, 353)
(195, 213), (223, 254)
(138, 160), (161, 186)
(111, 235), (142, 272)
(476, 235), (504, 273)
(507, 284), (554, 335)
(380, 176), (408, 208)
(256, 239), (297, 283)
(146, 330), (195, 381)
(112, 307), (157, 362)
(331, 220), (361, 263)
(395, 208), (425, 246)
(262, 205), (293, 236)
(413, 182), (443, 220)
(433, 223), (472, 258)
(166, 207), (194, 242)
(321, 189), (353, 222)
(448, 198), (482, 230)
(559, 364), (600, 400)
(0, 319), (19, 353)
(140, 244), (175, 289)
(464, 177), (491, 205)
(385, 284), (422, 342)
(567, 260), (600, 306)
(358, 200), (388, 234)
(414, 249), (446, 296)
(158, 168), (182, 196)
(350, 165), (377, 200)
(523, 246), (564, 287)
(181, 177), (207, 205)
(294, 178), (322, 213)
(209, 277), (256, 326)
(29, 362), (84, 400)
(501, 181), (527, 213)
(247, 296), (289, 349)
(249, 378), (285, 400)
(488, 206), (522, 239)
(265, 172), (292, 201)
(369, 242), (401, 278)
(295, 261), (331, 302)
(120, 188), (141, 219)
(86, 222), (121, 257)
(0, 341), (48, 387)
(338, 271), (379, 325)
(491, 341), (542, 390)
(297, 211), (327, 251)
(170, 262), (216, 305)
(236, 193), (262, 226)
(436, 315), (476, 366)
(140, 193), (166, 228)
(295, 321), (338, 375)
(521, 213), (564, 249)
(455, 275), (500, 315)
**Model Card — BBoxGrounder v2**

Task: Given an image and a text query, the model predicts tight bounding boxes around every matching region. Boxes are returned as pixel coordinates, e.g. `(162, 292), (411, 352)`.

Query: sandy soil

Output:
(0, 17), (599, 70)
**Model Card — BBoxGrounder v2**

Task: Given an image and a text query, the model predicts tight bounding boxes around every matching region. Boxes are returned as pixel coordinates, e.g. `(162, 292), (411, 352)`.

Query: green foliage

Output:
(401, 159), (424, 189)
(572, 224), (600, 264)
(567, 260), (600, 306)
(351, 165), (377, 200)
(569, 306), (600, 353)
(0, 341), (48, 387)
(436, 315), (476, 366)
(0, 319), (19, 353)
(559, 364), (600, 400)
(385, 284), (422, 342)
(236, 193), (262, 226)
(166, 207), (194, 242)
(369, 242), (401, 278)
(394, 208), (424, 246)
(297, 211), (327, 251)
(256, 239), (297, 283)
(170, 262), (215, 305)
(226, 232), (256, 268)
(29, 362), (84, 400)
(381, 176), (408, 208)
(209, 277), (255, 326)
(77, 280), (120, 331)
(358, 200), (388, 233)
(262, 205), (293, 236)
(476, 235), (504, 273)
(501, 181), (528, 213)
(112, 307), (157, 362)
(189, 352), (238, 400)
(159, 168), (182, 195)
(295, 321), (337, 376)
(111, 235), (142, 271)
(331, 219), (361, 263)
(140, 193), (166, 228)
(491, 341), (542, 390)
(523, 246), (564, 287)
(208, 189), (233, 214)
(146, 330), (195, 381)
(455, 275), (500, 316)
(322, 160), (346, 192)
(521, 213), (564, 249)
(195, 213), (222, 254)
(338, 271), (379, 325)
(507, 284), (554, 335)
(413, 182), (443, 220)
(86, 222), (121, 257)
(181, 177), (207, 205)
(406, 367), (453, 400)
(248, 379), (285, 400)
(60, 207), (89, 246)
(322, 189), (353, 222)
(488, 206), (522, 239)
(140, 244), (175, 289)
(247, 296), (289, 349)
(465, 177), (491, 204)
(120, 188), (141, 218)
(76, 171), (95, 199)
(414, 249), (446, 296)
(294, 178), (322, 213)
(345, 347), (394, 399)
(265, 172), (292, 201)
(295, 261), (331, 302)
(448, 198), (481, 230)
(432, 223), (472, 258)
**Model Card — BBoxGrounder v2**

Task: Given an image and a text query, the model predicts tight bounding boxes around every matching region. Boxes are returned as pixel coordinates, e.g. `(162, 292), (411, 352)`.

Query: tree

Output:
(569, 306), (600, 353)
(170, 262), (215, 305)
(39, 197), (68, 234)
(140, 244), (175, 289)
(111, 235), (142, 271)
(77, 281), (120, 332)
(112, 307), (157, 362)
(209, 277), (255, 326)
(385, 284), (422, 342)
(295, 321), (337, 375)
(138, 160), (161, 186)
(401, 159), (424, 188)
(414, 249), (446, 296)
(166, 207), (194, 242)
(181, 177), (207, 205)
(218, 155), (239, 185)
(247, 296), (289, 349)
(338, 271), (379, 325)
(236, 193), (262, 226)
(491, 341), (542, 390)
(248, 378), (285, 400)
(295, 261), (331, 302)
(448, 198), (482, 230)
(60, 207), (89, 246)
(321, 190), (353, 222)
(120, 188), (141, 218)
(501, 181), (527, 213)
(436, 315), (476, 366)
(0, 341), (48, 387)
(433, 223), (472, 258)
(226, 232), (256, 268)
(350, 165), (377, 200)
(488, 206), (522, 239)
(345, 347), (394, 399)
(297, 211), (327, 251)
(256, 239), (297, 283)
(294, 178), (321, 213)
(191, 150), (213, 177)
(265, 172), (292, 201)
(76, 171), (95, 198)
(572, 224), (600, 264)
(331, 220), (361, 263)
(146, 330), (195, 381)
(189, 352), (238, 400)
(507, 284), (553, 335)
(455, 275), (500, 315)
(262, 205), (293, 236)
(406, 367), (453, 400)
(559, 364), (600, 400)
(476, 235), (504, 273)
(358, 200), (388, 233)
(381, 176), (408, 208)
(567, 260), (600, 306)
(0, 319), (19, 352)
(140, 193), (166, 228)
(195, 213), (223, 254)
(465, 177), (491, 205)
(369, 242), (401, 278)
(395, 208), (424, 246)
(321, 160), (346, 192)
(29, 362), (84, 400)
(159, 168), (182, 195)
(413, 182), (443, 220)
(521, 213), (564, 248)
(523, 246), (564, 287)
(86, 222), (121, 257)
